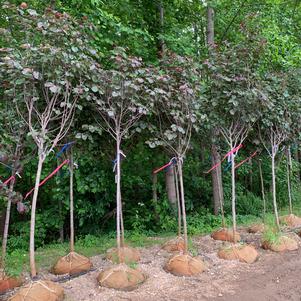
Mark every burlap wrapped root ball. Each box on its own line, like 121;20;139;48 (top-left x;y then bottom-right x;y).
97;264;145;291
162;237;185;252
164;254;205;276
218;244;258;263
262;235;298;252
280;214;301;227
106;247;140;264
0;275;22;293
52;252;92;275
211;228;240;242
9;280;64;301
248;223;265;233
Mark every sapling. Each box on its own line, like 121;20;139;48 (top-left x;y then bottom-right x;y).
93;48;153;264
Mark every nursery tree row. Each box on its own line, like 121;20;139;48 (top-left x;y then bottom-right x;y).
0;0;301;252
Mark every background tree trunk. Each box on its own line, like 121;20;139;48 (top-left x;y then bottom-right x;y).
178;160;188;254
174;165;182;237
29;154;44;278
165;165;177;211
211;145;224;216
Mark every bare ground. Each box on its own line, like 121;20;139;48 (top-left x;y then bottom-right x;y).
3;227;301;301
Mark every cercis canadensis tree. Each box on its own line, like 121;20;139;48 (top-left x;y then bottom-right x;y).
92;48;154;263
147;53;202;254
203;39;264;243
259;72;301;230
0;4;97;277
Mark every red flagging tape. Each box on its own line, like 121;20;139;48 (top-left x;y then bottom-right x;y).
24;159;69;200
204;144;243;174
3;175;15;186
235;151;257;169
153;162;172;174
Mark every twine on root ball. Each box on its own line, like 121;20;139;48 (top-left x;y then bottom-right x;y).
164;254;205;277
97;264;145;291
52;252;92;275
8;280;64;301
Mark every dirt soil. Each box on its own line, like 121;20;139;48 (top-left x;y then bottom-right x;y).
3;227;301;301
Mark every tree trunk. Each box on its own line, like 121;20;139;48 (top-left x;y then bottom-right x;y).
69;149;75;253
152;173;158;203
177;159;188;254
230;151;237;244
174;165;182;237
258;160;266;221
158;0;165;58
211;145;224;216
271;152;280;230
287;147;293;215
29;154;44;278
116;137;122;263
165;165;177;211
206;6;214;47
1;175;15;267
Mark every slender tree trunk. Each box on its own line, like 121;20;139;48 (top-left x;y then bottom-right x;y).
30;154;44;278
69;149;74;253
1;175;15;267
271;152;280;230
177;159;188;254
230;150;237;244
287;147;293;215
258;160;266;222
116;136;122;263
174;165;182;237
165;165;177;211
120;200;125;247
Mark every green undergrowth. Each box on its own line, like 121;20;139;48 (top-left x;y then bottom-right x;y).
2;212;262;277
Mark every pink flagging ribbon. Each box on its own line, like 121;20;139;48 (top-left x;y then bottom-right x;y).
235;151;257;169
153;157;177;174
3;175;15;186
204;144;243;174
24;159;69;200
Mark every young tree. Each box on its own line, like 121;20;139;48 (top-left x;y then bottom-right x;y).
92;47;154;264
0;4;96;279
147;53;205;276
259;73;296;230
203;38;264;243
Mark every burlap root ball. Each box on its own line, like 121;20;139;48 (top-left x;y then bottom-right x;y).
280;214;301;227
218;244;259;264
97;264;145;291
0;276;22;293
248;223;265;233
211;228;241;242
106;247;140;264
9;280;64;301
52;252;92;275
162;237;185;252
164;254;205;276
262;235;298;252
